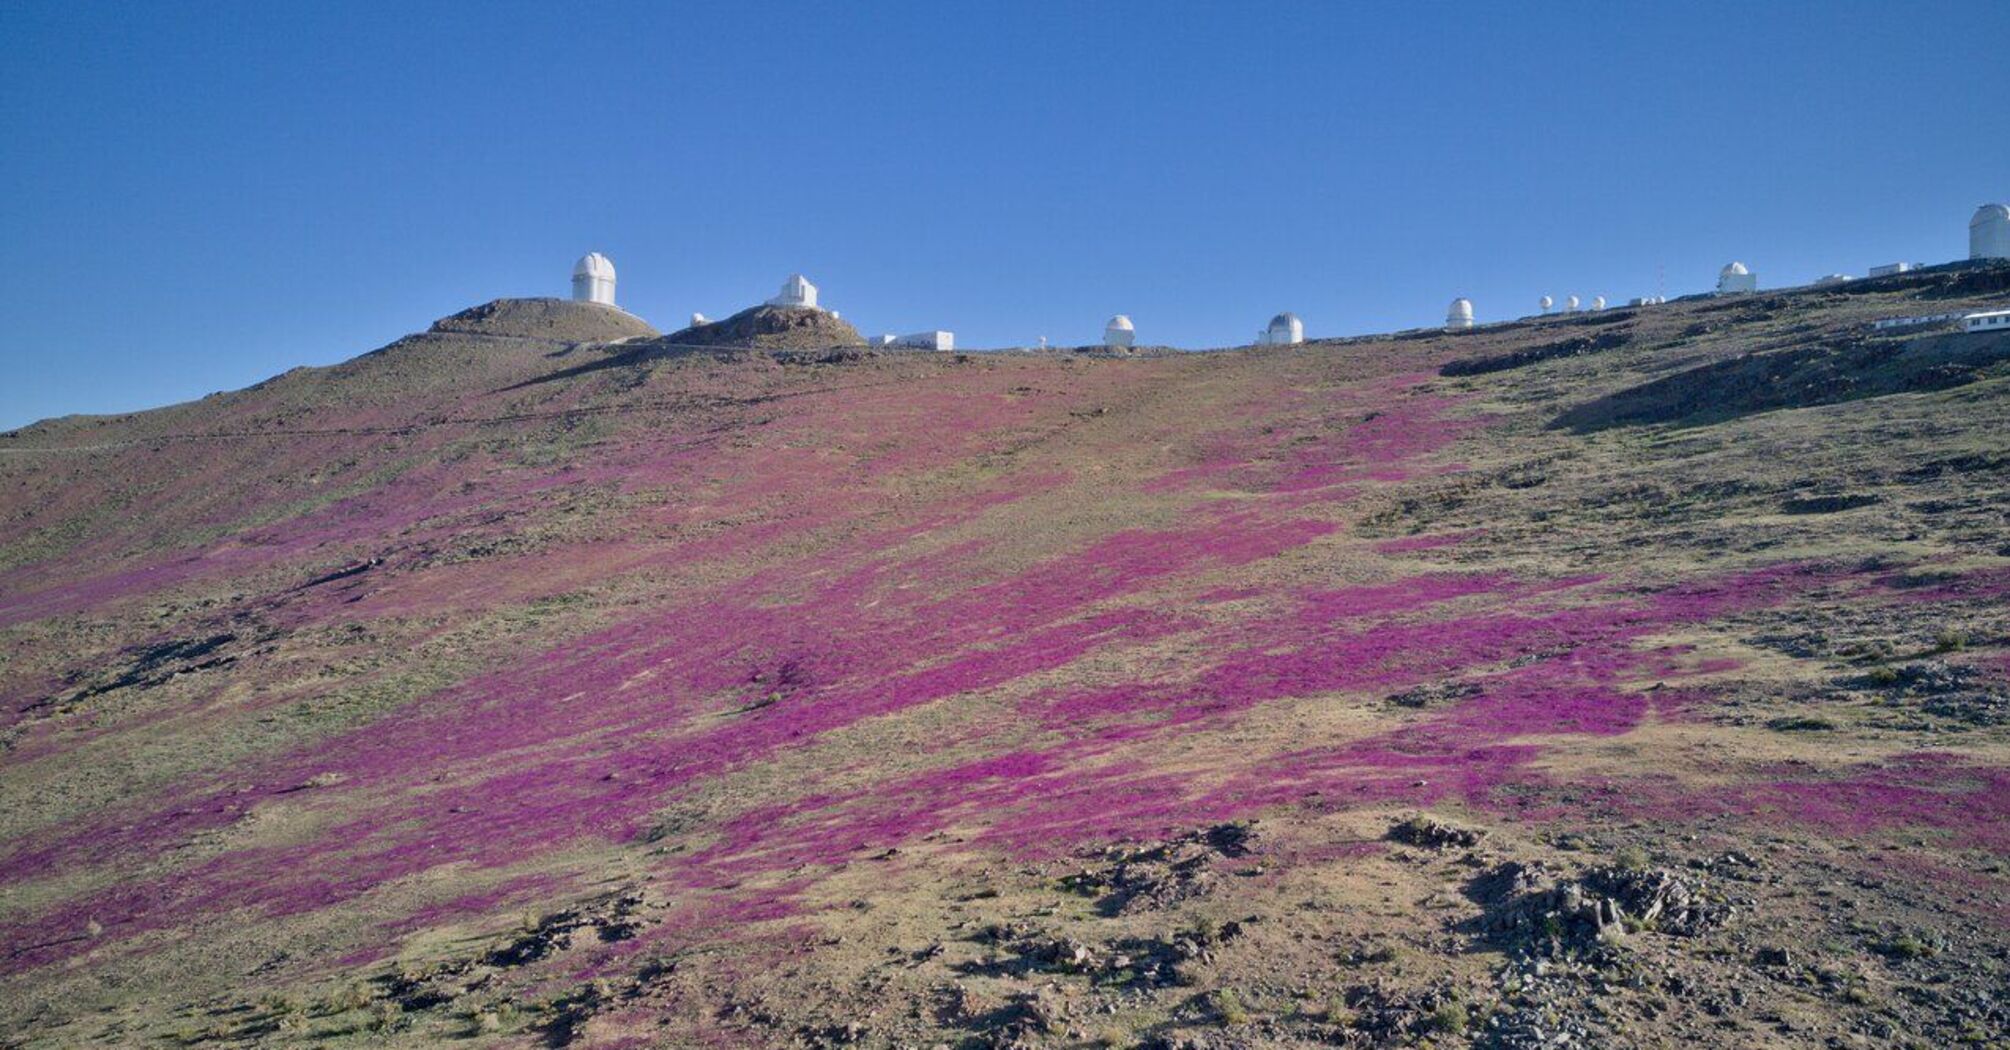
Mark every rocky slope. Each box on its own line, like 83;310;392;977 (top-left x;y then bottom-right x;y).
1;269;2007;1049
660;304;865;351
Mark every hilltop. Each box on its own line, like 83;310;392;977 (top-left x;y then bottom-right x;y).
1;271;2008;1049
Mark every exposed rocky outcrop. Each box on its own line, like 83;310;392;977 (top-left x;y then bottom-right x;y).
660;304;864;351
428;297;659;343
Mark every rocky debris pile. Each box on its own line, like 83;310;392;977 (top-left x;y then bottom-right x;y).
1469;861;1728;955
1386;681;1480;709
966;917;1247;989
1059;823;1258;916
483;889;652;967
661;304;864;351
1851;660;2009;726
429;298;659;343
1387;815;1486;849
1441;326;1634;378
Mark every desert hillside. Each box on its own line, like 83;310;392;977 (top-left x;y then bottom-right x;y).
2;273;2008;1049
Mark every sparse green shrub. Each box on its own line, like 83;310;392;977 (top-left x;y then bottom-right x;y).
1879;933;1935;960
1429;1000;1470;1034
366;1001;401;1032
1934;628;1969;652
1361;943;1403;965
1613;845;1651;871
1095;1023;1133;1047
1866;666;1901;686
1213;988;1250;1026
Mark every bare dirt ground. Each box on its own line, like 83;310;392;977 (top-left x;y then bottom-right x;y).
1;273;2007;1049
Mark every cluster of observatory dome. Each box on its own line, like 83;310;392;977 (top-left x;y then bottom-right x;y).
560;203;2010;350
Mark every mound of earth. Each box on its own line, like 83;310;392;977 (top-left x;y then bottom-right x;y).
659;304;864;350
428;297;659;343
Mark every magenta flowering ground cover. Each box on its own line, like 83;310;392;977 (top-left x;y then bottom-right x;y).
2;286;2009;1047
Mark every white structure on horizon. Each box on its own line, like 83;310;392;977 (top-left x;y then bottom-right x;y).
1591;295;1607;311
1539;295;1554;314
1814;274;1853;287
768;273;820;310
1565;295;1581;313
571;252;616;306
1718;262;1758;294
897;330;955;351
1971;204;2010;260
691;312;709;326
1104;315;1136;350
1870;262;1920;277
1258;312;1304;345
1446;298;1474;329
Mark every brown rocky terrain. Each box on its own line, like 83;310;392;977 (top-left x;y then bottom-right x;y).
0;264;2006;1049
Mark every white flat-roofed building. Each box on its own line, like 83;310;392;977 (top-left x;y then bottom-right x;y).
1964;309;2010;333
1870;312;1965;331
1869;262;1920;277
767;273;819;310
896;330;954;351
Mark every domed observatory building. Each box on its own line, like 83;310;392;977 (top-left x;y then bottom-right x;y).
1718;262;1758;293
1259;312;1304;345
572;252;617;306
1972;204;2010;261
768;273;820;310
1446;298;1474;329
1539;295;1554;315
1104;315;1136;350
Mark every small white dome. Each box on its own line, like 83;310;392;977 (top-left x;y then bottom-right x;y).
573;252;615;279
1721;261;1749;277
1107;314;1134;331
1973;203;2010;227
1269;312;1299;328
1539;295;1554;310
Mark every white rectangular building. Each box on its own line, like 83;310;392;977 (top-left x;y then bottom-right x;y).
1869;262;1920;277
896;330;954;351
1964;309;2010;333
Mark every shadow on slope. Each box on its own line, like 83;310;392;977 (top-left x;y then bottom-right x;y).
1551;330;2010;433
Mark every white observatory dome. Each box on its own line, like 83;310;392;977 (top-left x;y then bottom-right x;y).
571;252;617;306
1565;295;1581;312
1262;312;1304;345
1718;260;1758;293
1447;298;1474;329
1972;203;2010;261
1104;314;1136;350
1591;295;1606;311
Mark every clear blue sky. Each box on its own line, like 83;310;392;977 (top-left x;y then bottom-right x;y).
3;1;2008;428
